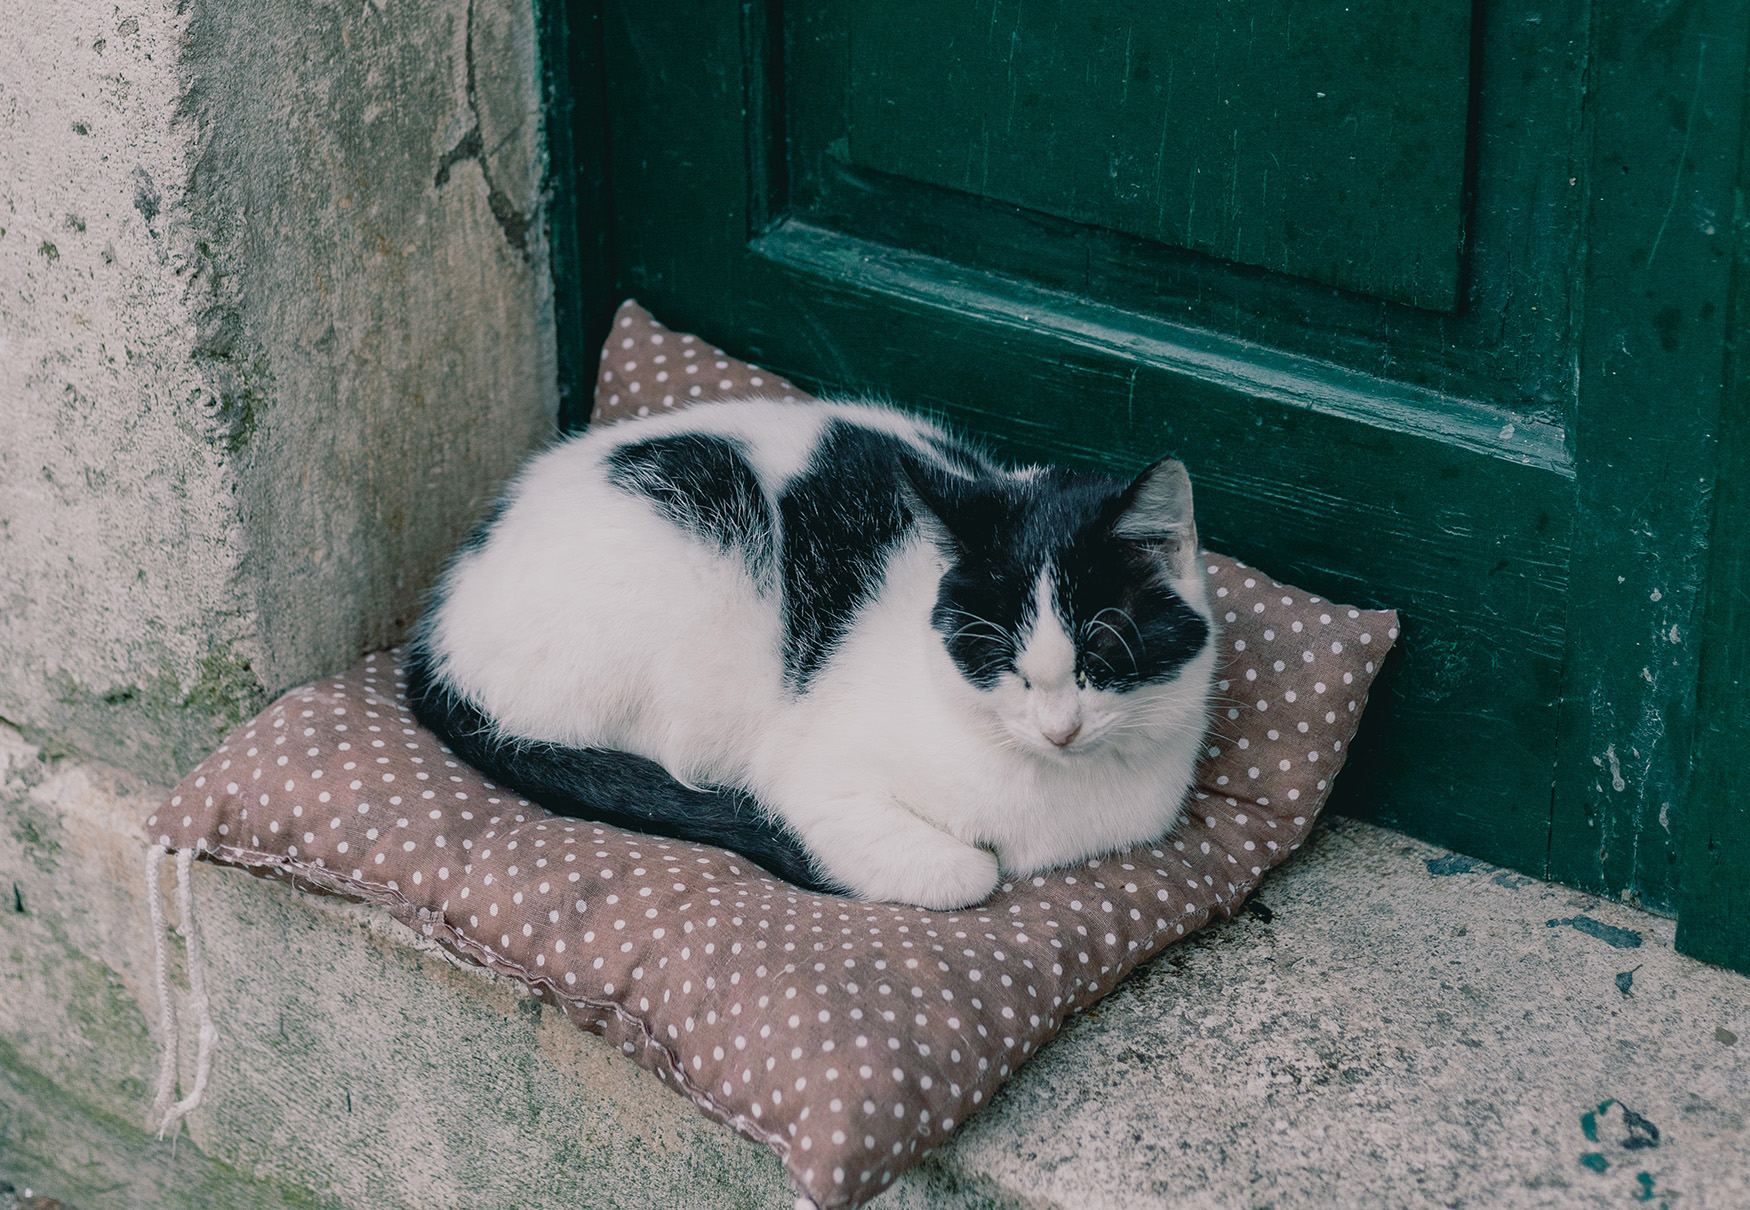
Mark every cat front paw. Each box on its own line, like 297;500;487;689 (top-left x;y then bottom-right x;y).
849;837;1001;911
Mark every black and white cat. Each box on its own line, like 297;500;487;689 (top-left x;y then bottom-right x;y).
405;400;1216;910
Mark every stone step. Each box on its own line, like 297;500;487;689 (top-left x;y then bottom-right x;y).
3;728;1746;1209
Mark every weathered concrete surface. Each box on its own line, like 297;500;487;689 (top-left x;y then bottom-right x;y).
883;821;1750;1210
4;729;1745;1210
0;0;556;783
181;0;556;703
0;728;793;1210
0;0;251;777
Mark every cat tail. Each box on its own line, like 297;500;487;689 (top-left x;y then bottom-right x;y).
401;641;843;895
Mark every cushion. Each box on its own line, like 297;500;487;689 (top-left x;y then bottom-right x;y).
148;300;1399;1209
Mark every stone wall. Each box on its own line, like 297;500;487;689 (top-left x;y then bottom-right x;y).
0;0;557;784
1;0;569;1200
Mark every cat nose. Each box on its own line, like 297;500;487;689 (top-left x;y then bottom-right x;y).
1043;723;1082;748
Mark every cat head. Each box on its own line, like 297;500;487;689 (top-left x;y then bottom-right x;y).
908;455;1214;758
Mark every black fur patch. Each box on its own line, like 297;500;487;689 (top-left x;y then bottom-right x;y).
777;422;920;688
1058;534;1210;690
403;637;840;893
606;433;773;577
929;569;1029;689
917;465;1209;691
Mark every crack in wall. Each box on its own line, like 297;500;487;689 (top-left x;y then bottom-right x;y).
433;0;532;259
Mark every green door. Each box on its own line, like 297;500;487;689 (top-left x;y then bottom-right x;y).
543;0;1750;970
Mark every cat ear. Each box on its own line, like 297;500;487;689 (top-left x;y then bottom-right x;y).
1113;456;1200;577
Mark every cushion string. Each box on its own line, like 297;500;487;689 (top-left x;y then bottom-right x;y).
145;844;178;1126
146;844;220;1139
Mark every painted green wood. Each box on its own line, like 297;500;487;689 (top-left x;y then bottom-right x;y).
745;226;1571;861
835;0;1472;309
539;0;616;431
562;0;1749;968
597;0;1572;878
1547;2;1750;920
787;1;1588;416
1676;175;1750;970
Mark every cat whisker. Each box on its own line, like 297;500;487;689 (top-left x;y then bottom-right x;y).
946;622;1011;645
1203;694;1254;709
938;606;1007;633
1085;651;1120;676
1083;618;1140;674
1090;605;1142;639
1086;609;1144;671
1105;715;1199;735
945;617;1007;633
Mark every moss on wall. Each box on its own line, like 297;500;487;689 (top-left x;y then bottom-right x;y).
23;647;266;787
0;1037;346;1210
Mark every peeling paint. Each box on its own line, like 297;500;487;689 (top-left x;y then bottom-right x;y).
1546;915;1643;949
1604;744;1627;792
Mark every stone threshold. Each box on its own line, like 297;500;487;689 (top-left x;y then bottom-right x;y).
3;728;1746;1209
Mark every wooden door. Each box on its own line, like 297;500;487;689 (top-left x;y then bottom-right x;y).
542;0;1750;968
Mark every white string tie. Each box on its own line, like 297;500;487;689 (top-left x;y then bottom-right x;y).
146;845;220;1139
146;844;178;1125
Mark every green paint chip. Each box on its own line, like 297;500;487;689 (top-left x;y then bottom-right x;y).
1579;1152;1610;1173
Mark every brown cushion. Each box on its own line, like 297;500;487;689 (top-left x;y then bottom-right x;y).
150;300;1399;1208
592;305;806;425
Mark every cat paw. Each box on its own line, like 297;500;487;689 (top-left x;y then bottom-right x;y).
848;837;1001;910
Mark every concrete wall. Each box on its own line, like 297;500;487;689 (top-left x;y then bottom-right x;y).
2;0;563;1194
0;0;557;784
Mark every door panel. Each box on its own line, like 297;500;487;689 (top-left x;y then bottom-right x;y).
785;1;1587;413
575;0;1750;963
839;0;1473;309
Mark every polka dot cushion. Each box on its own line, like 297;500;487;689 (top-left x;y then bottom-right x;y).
592;300;806;425
149;300;1399;1209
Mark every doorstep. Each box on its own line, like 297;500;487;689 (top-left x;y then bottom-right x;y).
2;728;1745;1209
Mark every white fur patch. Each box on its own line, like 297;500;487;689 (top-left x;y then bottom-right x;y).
427;400;1215;907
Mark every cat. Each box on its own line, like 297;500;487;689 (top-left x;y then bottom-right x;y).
404;399;1216;910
